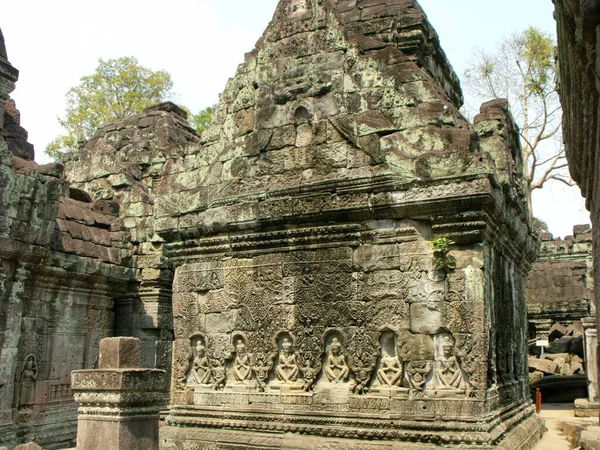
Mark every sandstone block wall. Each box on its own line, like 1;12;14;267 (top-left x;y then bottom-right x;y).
66;101;201;371
64;0;544;445
554;0;600;420
154;0;540;447
527;225;593;331
525;225;592;389
0;0;554;448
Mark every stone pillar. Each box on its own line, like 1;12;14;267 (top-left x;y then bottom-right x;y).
71;337;166;450
575;317;599;417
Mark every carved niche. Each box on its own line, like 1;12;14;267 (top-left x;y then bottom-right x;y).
186;335;212;387
371;330;406;395
323;334;350;384
231;335;253;384
18;354;38;411
426;332;471;397
272;333;302;389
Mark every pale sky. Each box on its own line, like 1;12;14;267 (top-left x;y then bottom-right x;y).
1;0;590;237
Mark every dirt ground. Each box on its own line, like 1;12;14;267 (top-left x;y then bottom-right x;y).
533;403;598;449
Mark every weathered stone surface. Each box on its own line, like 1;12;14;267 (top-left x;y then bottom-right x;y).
528;357;558;375
99;337;141;369
555;0;600;420
551;336;573;354
567;321;585;337
526;224;594;397
72;338;166;450
529;370;544;384
2;99;34;160
153;0;539;448
0;0;546;447
575;398;600;418
549;323;567;341
14;443;43;450
0;28;134;449
580;426;600;450
0;28;7;62
572;335;585;357
526;227;593;326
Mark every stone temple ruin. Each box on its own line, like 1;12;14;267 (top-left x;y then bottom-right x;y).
525;226;596;411
0;0;549;448
554;0;600;427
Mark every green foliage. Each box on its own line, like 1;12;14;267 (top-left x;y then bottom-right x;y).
431;237;456;272
464;27;556;106
189;105;215;133
519;28;554;95
46;56;174;162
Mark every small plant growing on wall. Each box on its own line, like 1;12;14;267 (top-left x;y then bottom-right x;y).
431;237;456;272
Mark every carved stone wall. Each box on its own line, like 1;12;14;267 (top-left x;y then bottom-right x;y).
525;226;593;405
554;0;600;421
0;30;133;449
0;0;550;448
526;225;593;335
151;0;540;447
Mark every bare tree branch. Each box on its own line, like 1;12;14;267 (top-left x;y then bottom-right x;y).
462;27;569;212
547;174;575;187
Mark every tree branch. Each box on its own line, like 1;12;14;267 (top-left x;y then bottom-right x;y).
547;174;575;187
530;151;569;190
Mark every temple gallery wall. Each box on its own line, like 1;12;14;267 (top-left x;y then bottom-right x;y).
7;0;597;448
554;0;600;427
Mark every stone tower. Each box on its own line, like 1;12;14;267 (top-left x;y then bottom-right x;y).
3;0;543;448
148;0;541;448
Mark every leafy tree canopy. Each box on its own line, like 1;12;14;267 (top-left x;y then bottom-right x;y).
189;105;214;134
46;56;174;162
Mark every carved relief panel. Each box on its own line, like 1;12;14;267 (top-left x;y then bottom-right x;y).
170;228;492;406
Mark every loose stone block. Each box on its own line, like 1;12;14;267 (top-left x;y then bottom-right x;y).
98;337;141;369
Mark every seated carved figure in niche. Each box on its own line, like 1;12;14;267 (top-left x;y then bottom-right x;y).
429;333;469;392
376;348;404;388
19;354;38;409
275;338;299;384
233;340;253;383
187;340;212;386
325;338;349;383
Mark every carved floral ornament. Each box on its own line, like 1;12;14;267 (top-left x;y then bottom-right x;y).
180;328;473;397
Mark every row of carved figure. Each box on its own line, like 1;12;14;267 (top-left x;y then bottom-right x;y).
183;332;471;395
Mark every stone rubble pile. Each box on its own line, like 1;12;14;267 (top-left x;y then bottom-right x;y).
529;321;585;383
